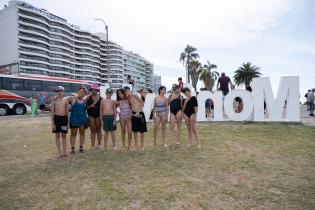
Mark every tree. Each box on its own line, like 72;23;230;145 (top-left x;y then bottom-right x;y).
199;60;219;91
189;60;202;92
179;45;199;83
234;62;262;87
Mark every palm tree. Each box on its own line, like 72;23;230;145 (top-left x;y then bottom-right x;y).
179;45;199;83
189;60;202;92
234;62;262;87
199;60;219;91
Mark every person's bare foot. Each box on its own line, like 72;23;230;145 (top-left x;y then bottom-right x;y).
163;144;168;148
197;145;202;149
176;141;180;145
141;146;145;151
186;144;192;147
56;155;63;159
113;147;118;150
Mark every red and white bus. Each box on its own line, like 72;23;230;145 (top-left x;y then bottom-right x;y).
0;74;91;116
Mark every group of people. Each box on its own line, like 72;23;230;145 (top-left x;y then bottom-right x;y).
305;89;315;116
50;83;200;158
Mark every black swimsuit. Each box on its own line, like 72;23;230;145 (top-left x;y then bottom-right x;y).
86;96;102;119
183;96;198;118
170;95;182;115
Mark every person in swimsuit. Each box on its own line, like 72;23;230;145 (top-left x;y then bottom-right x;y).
68;87;88;154
152;86;169;147
182;87;201;148
100;88;117;150
169;84;183;145
50;86;69;158
86;83;102;148
124;86;146;151
116;89;132;149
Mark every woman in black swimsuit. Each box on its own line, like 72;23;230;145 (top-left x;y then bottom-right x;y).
86;84;102;147
169;84;183;145
182;87;201;148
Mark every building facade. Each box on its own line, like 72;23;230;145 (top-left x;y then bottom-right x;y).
0;0;155;90
123;51;153;92
152;74;161;93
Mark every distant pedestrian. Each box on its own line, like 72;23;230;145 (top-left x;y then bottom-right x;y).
307;89;315;116
217;72;233;96
38;93;46;113
31;95;38;117
305;90;311;111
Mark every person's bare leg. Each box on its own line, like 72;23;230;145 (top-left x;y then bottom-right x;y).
120;120;126;147
153;116;161;146
55;133;62;156
110;131;116;149
161;115;167;147
89;117;96;147
79;126;85;152
127;119;132;150
70;128;78;153
169;114;175;145
133;132;138;149
95;118;102;146
140;133;144;150
184;115;192;146
191;115;200;148
104;131;109;149
176;111;182;145
61;133;67;155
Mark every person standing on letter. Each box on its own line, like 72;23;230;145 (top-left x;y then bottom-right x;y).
123;86;147;150
182;87;201;148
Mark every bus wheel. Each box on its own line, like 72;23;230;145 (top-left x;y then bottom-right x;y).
13;104;26;115
0;105;9;116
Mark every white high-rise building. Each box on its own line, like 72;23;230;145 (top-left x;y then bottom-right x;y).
123;51;153;92
0;0;155;90
152;74;161;93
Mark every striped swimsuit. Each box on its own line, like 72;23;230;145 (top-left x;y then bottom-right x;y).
119;99;132;119
155;99;167;118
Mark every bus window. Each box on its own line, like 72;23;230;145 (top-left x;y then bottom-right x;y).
43;81;58;92
3;78;24;90
58;83;71;92
0;77;2;89
71;83;81;92
24;80;43;91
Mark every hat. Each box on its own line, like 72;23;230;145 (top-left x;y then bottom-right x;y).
55;86;64;92
90;83;99;91
172;84;179;90
106;88;113;93
123;86;131;91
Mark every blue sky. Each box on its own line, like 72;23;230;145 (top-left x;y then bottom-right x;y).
1;0;314;97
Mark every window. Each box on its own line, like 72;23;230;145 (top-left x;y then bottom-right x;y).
3;78;24;90
24;80;43;91
43;81;58;92
58;83;71;92
0;78;2;89
71;83;82;92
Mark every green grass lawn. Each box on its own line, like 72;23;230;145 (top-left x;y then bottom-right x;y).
0;117;314;209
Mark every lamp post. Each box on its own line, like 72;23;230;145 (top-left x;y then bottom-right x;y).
94;18;110;86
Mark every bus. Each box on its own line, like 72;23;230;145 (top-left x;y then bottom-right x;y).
0;74;91;116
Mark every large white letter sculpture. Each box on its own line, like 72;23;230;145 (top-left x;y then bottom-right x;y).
252;76;300;122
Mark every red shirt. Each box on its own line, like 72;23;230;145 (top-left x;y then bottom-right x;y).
178;81;183;92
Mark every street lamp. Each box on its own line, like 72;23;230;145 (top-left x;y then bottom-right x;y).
94;18;110;86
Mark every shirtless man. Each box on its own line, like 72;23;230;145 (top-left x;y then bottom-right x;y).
123;86;147;150
51;86;69;158
100;88;117;150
